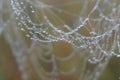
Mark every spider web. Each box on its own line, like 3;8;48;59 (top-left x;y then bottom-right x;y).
0;0;120;80
11;0;120;57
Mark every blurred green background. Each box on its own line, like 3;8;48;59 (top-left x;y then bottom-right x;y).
0;0;120;80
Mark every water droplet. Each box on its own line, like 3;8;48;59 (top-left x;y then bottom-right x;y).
31;10;35;13
21;28;25;31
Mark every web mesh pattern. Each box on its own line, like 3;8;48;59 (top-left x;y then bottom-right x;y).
11;0;120;61
0;0;120;80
